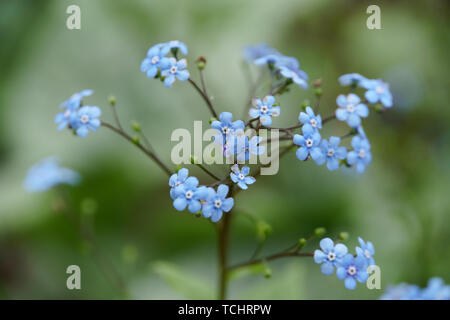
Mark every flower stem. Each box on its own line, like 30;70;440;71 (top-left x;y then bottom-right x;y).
101;121;173;176
188;78;218;118
217;208;232;300
195;163;222;181
228;251;313;271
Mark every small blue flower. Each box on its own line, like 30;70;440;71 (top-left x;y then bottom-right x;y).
314;238;348;276
24;157;80;192
316;136;347;171
336;254;369;290
338;73;367;86
164;40;188;55
279;65;308;89
72;106;102;138
243;43;279;62
293;124;322;162
226;135;265;162
141;43;171;78
356;237;375;267
249;95;280;126
347;136;372;173
55;90;93;130
211;112;245;145
202;184;234;222
299;106;322;132
421;278;450;300
172;177;208;213
253;54;283;66
169;168;189;199
380;284;422;300
336;93;369;128
230;164;255;190
160;58;190;88
361;78;393;108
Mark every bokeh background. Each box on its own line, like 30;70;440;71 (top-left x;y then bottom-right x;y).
0;0;449;299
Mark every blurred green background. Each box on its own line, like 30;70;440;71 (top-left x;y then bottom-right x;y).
0;0;449;299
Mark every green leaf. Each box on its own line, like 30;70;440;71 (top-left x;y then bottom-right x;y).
152;261;214;299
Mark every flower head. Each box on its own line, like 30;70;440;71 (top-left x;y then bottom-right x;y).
160;58;190;88
141;43;171;78
279;65;308;89
380;284;422;300
361;78;393;108
338;73;367;86
336;93;369;128
299;107;322;132
169;168;189;199
24;157;80;192
211;112;245;145
172;177;208;213
336;254;369;290
243;43;279;62
164;40;188;55
314;238;348;275
249;95;280;126
55;90;93;130
293;124;322;162
347;136;372;173
226;135;265;162
356;237;375;267
202;184;234;222
72;106;102;138
316;136;347;171
421;278;450;300
230;165;255;190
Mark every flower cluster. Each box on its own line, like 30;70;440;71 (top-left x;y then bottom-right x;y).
380;278;450;300
54;90;102;138
248;95;280;126
244;43;309;89
24;157;80;192
314;237;376;290
169;168;234;222
141;40;190;88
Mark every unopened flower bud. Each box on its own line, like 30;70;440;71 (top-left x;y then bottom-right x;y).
339;232;349;241
108;95;116;106
131;121;141;132
314;227;326;237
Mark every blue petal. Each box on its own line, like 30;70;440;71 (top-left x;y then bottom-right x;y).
319;238;334;252
217;184;229;198
173;197;187;211
321;262;335;276
211;210;223;223
314;250;326;263
188;200;201;213
219;112;233;123
244;176;255;185
296;147;308;161
221;198;234;212
345;277;357;290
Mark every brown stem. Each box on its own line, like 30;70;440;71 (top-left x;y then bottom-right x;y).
195;163;222;181
228;251;313;271
218;208;232;300
101;121;173;176
188;78;218;118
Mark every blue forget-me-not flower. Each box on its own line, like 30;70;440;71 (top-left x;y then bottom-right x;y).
336;254;369;290
249;95;280;126
361;78;393;108
172;177;208;213
299;106;322;132
72;106;102;138
347;136;372;173
338;73;367;87
211;112;245;145
316;136;347;171
356;237;375;267
202;184;234;222
336;93;369;128
314;238;348;276
230;164;256;190
293;124;322;162
161;58;190;88
55;90;93;131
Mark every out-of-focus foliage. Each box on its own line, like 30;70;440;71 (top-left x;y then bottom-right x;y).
0;0;449;299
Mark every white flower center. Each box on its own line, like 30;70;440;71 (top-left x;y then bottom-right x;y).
347;104;355;113
327;252;336;261
376;85;384;94
260;105;269;114
310;119;317;127
214;199;222;208
151;56;159;64
222;126;230;134
306;139;313;148
80;115;90;124
365;249;371;259
238;173;245;180
64;110;71;118
170;66;178;74
327;149;335;157
347;266;357;276
359;149;366;158
185;190;193;199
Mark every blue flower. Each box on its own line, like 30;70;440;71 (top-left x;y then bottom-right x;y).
338;73;367;86
316;136;347;171
72;106;102;138
226;135;265;162
230;164;256;190
356;237;375;267
299;106;322;132
24;157;80;192
165;40;188;55
172;177;208;213
336;93;369;128
380;278;450;300
202;184;234;222
314;238;348;276
243;43;279;62
160;58;190;88
169;168;189;199
361;78;393;108
55;90;93;130
211;112;245;145
380;284;421;300
253;54;283;66
141;43;171;78
347;136;372;173
249;95;280;126
279;65;308;89
336;254;369;290
421;278;450;300
293;124;322;162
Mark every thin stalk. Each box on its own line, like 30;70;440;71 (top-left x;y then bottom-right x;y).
195;163;221;181
188;78;218;118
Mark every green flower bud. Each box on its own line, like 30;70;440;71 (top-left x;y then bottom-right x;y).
264;266;272;279
339;232;349;241
301;100;310;110
314;88;323;97
256;221;272;241
313;78;323;87
131;121;141;132
108;95;116;106
132;136;140;145
298;238;307;248
314;227;326;237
